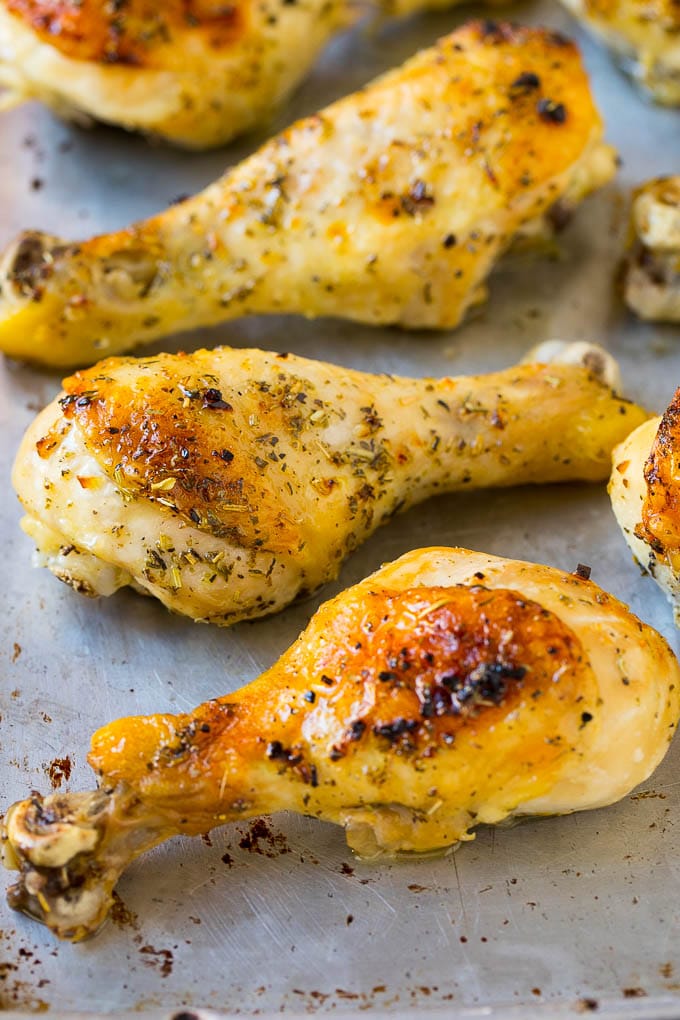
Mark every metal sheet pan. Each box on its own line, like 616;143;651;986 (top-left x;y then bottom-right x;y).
1;2;680;1016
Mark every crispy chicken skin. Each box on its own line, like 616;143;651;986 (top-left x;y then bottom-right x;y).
0;22;617;368
559;0;680;104
0;0;353;148
610;392;680;622
3;546;679;941
0;0;513;146
13;341;647;626
624;177;680;322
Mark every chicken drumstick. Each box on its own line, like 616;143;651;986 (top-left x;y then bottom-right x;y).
14;341;647;625
0;22;616;367
3;546;679;941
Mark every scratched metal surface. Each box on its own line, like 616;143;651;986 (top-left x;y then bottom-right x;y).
1;2;680;1017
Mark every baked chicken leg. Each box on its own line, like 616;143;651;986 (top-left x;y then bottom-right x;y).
3;546;679;941
623;177;680;322
558;0;680;105
610;391;680;622
0;21;617;368
14;340;647;626
0;0;355;148
0;0;509;147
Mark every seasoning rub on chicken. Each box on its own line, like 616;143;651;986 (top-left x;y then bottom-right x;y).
610;389;680;622
3;546;679;941
0;21;617;368
558;0;680;105
0;0;511;147
0;0;355;148
13;340;647;626
623;177;680;323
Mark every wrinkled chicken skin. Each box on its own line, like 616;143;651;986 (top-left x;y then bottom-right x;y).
3;546;679;941
13;341;647;626
0;0;353;148
610;392;680;621
624;177;680;322
0;22;617;368
559;0;680;104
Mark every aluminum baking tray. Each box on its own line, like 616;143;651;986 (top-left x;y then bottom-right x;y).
1;2;680;1017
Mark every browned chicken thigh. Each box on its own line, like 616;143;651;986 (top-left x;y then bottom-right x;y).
0;22;617;367
3;547;679;941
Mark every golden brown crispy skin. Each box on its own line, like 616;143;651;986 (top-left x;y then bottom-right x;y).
13;344;648;625
89;585;586;805
60;354;306;553
5;0;244;66
636;389;680;555
3;547;679;941
0;22;616;366
0;0;350;146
